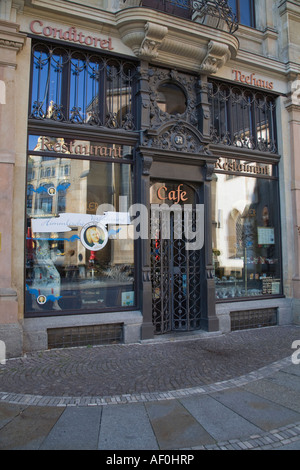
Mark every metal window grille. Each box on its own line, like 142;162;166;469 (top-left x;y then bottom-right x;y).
208;80;277;153
230;308;278;331
30;42;137;131
47;324;124;349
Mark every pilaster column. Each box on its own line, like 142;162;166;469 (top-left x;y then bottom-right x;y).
286;83;300;323
138;151;154;340
201;170;219;332
0;19;26;356
196;76;211;141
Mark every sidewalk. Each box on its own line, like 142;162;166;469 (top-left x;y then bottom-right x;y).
0;325;300;450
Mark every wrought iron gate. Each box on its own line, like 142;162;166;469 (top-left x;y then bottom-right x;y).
150;194;203;334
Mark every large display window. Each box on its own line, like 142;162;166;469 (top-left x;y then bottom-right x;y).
212;159;282;300
25;135;135;315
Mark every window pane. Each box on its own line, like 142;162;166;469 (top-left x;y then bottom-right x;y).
209;81;277;153
26;139;135;314
228;0;237;16
240;0;254;27
211;168;282;300
30;43;137;130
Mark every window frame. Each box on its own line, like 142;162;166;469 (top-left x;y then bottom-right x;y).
25;134;138;318
230;0;256;28
212;161;283;303
208;79;278;154
28;39;139;133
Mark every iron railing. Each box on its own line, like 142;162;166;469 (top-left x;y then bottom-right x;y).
122;0;239;34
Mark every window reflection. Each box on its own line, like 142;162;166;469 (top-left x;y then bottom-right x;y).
211;169;282;300
228;0;255;28
26;139;135;314
30;43;137;131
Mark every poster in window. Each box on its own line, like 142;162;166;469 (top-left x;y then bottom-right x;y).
257;227;275;245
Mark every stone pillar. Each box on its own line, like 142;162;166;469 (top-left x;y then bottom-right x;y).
201;166;219;332
196;77;211;141
279;1;300;323
135;61;154;339
0;19;26;357
286;89;300;323
138;151;154;340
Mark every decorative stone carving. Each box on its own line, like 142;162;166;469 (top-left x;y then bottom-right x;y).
137;22;168;60
291;78;300;106
205;162;215;181
116;10;239;74
148;67;198;129
142;120;210;155
200;40;231;74
142;155;153;175
0;20;26;67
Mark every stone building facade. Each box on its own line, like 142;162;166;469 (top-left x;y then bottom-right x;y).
0;0;299;357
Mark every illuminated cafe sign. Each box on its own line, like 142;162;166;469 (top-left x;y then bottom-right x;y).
30;20;114;51
215;158;271;176
39;137;123;158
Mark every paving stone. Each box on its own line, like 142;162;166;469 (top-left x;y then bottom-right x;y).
40;406;102;450
243;378;300;413
180;395;261;442
211;388;300;432
98;403;159;450
0;405;64;450
0;403;25;430
272;439;300;450
145;399;216;449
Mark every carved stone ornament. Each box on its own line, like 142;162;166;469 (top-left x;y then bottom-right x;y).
205;162;215;181
142;121;210;155
148;67;198;129
142;155;153;175
116;11;238;74
200;40;231;74
291;78;300;107
0;20;26;66
137;22;168;60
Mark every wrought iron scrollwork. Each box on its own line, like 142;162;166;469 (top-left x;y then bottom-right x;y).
208;80;278;154
151;206;202;334
123;0;238;34
29;42;137;131
193;0;239;34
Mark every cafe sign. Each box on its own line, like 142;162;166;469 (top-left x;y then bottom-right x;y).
157;184;188;205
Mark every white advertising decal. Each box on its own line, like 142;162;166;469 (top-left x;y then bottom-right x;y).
31;212;131;233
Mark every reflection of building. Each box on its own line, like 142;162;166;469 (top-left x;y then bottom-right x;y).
27;137;134;294
212;170;281;301
1;0;300;357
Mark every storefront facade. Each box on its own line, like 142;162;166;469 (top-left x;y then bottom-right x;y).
0;0;299;357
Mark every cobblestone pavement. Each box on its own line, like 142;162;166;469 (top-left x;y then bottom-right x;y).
0;325;300;400
0;325;300;450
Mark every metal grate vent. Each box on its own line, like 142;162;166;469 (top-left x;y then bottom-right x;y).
230;308;278;332
47;324;123;349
